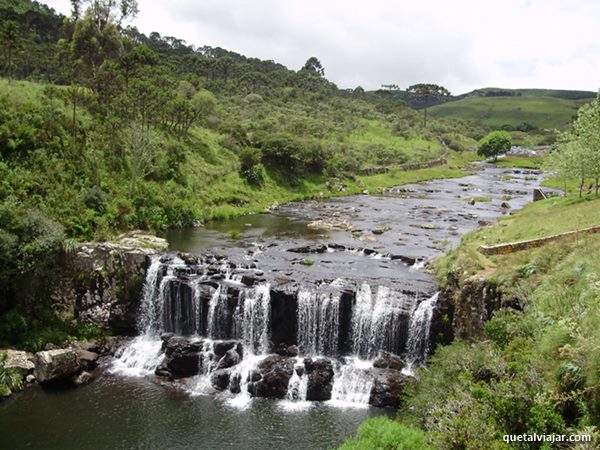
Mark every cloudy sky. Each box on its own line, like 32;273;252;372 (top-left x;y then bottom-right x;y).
43;0;600;94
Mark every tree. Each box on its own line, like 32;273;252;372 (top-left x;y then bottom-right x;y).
0;20;23;83
302;56;325;76
477;131;511;162
406;83;450;127
550;92;600;196
125;121;156;197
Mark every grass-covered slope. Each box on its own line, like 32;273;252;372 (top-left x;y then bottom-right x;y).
429;95;590;131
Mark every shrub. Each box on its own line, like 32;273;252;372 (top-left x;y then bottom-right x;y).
338;417;433;450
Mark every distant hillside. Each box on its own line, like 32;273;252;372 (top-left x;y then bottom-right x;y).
458;87;596;101
429;95;591;131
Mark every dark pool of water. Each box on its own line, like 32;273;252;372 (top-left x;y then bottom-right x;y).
0;373;388;450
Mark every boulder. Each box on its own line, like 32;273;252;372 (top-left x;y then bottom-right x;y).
0;350;35;378
158;335;205;379
216;348;241;369
373;351;405;371
272;344;299;357
369;370;408;408
210;369;231;391
76;349;99;371
304;358;334;401
100;336;131;356
247;355;294;399
72;371;92;386
34;349;82;383
212;340;243;358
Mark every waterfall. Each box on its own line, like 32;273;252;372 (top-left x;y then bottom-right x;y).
329;358;373;408
285;358;308;401
111;253;439;408
297;289;340;357
404;292;439;368
350;284;415;359
238;284;271;355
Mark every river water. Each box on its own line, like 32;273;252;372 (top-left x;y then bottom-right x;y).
0;164;553;450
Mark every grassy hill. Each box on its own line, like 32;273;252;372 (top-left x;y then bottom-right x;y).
429;94;590;131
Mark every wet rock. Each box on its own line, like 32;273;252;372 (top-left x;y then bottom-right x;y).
26;374;36;383
100;336;131;356
247;355;294;399
369;370;408;408
34;349;82;384
0;350;35;378
216;348;241;369
212;340;243;358
76;349;99;371
164;352;201;379
304;358;334;401
272;344;299;357
373;351;405;371
372;226;390;235
163;336;204;357
160;336;205;379
500;202;511;209
211;369;231;391
72;371;92;386
307;219;353;232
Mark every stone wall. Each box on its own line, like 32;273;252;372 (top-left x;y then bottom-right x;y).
478;225;600;256
358;156;447;175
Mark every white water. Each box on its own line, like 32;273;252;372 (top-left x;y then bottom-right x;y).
329;358;373;408
238;284;271;354
404;292;439;367
297;289;340;356
109;335;164;377
350;284;415;359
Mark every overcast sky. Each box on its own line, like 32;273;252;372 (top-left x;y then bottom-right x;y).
43;0;600;94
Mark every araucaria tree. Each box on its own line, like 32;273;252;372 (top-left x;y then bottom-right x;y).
0;20;23;82
406;83;450;127
477;131;511;161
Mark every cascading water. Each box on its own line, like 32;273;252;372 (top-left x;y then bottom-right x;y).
297;289;340;357
404;292;439;370
329;358;373;408
111;254;439;408
350;284;416;359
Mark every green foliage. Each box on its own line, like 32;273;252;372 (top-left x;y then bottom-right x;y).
338;417;433;450
477;131;511;161
0;353;23;396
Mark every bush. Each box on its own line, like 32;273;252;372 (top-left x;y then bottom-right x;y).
338;417;433;450
477;131;511;161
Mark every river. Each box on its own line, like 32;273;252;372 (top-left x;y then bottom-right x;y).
0;163;553;450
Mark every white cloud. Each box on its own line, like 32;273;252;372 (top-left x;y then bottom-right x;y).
42;0;600;94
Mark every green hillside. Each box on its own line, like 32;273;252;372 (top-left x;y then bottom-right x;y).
429;95;590;131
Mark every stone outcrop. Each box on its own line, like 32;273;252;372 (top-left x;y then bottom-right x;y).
434;270;503;341
33;349;82;383
0;350;35;378
50;232;167;334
